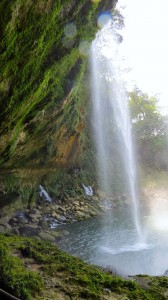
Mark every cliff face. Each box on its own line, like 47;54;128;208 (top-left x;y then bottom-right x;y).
0;0;117;208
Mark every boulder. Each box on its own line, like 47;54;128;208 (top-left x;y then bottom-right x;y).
0;224;8;233
39;231;56;242
28;213;40;222
38;219;49;230
18;225;41;236
8;217;18;226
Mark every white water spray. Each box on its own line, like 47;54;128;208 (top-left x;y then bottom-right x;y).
39;185;52;202
82;183;94;196
90;22;142;239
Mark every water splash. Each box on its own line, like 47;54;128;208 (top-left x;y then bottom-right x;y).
90;22;142;239
101;242;154;255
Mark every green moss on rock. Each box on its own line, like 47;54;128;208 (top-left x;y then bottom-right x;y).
0;0;120;209
0;234;168;300
0;235;43;299
0;0;111;167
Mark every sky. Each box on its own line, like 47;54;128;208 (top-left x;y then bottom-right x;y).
116;0;168;108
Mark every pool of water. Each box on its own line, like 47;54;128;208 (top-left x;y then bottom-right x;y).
55;207;168;276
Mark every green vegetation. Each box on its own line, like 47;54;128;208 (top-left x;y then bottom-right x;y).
0;0;113;204
0;0;103;168
0;233;168;299
0;0;128;202
129;87;168;170
0;234;43;299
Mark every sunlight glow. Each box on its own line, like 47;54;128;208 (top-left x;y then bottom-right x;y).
117;0;168;108
150;198;168;232
97;12;112;28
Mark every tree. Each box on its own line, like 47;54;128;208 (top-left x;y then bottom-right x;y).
129;88;168;169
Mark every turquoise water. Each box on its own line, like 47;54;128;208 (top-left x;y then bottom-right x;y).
55;207;168;276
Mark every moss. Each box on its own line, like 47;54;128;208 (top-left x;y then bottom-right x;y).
0;0;104;167
0;1;117;204
0;234;168;299
0;235;43;299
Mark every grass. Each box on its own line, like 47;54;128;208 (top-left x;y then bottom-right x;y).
0;235;43;299
0;233;168;299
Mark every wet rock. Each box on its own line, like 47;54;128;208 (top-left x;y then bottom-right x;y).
38;219;49;230
15;212;29;224
28;208;41;216
0;224;8;233
51;212;58;218
54;214;64;221
76;210;84;216
58;206;66;213
28;214;40;222
50;231;61;237
28;209;37;214
77;206;88;212
83;214;91;219
43;207;51;214
18;225;41;236
39;231;56;242
8;217;18;226
11;228;19;235
55;236;62;242
50;204;59;210
0;192;106;236
89;211;97;217
61;216;66;223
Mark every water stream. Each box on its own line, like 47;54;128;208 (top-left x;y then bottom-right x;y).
90;21;142;239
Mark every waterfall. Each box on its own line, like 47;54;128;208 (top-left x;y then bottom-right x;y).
39;185;52;202
90;21;142;239
82;184;94;196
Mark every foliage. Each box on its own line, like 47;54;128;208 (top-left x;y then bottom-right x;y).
129;87;168;169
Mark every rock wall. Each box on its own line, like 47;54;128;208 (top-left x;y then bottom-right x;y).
0;0;117;215
0;0;116;169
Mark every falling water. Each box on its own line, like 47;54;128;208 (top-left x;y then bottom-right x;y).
39;185;52;202
90;21;142;239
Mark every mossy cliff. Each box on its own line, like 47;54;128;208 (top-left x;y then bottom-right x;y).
0;3;168;298
0;0;118;208
1;233;168;300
